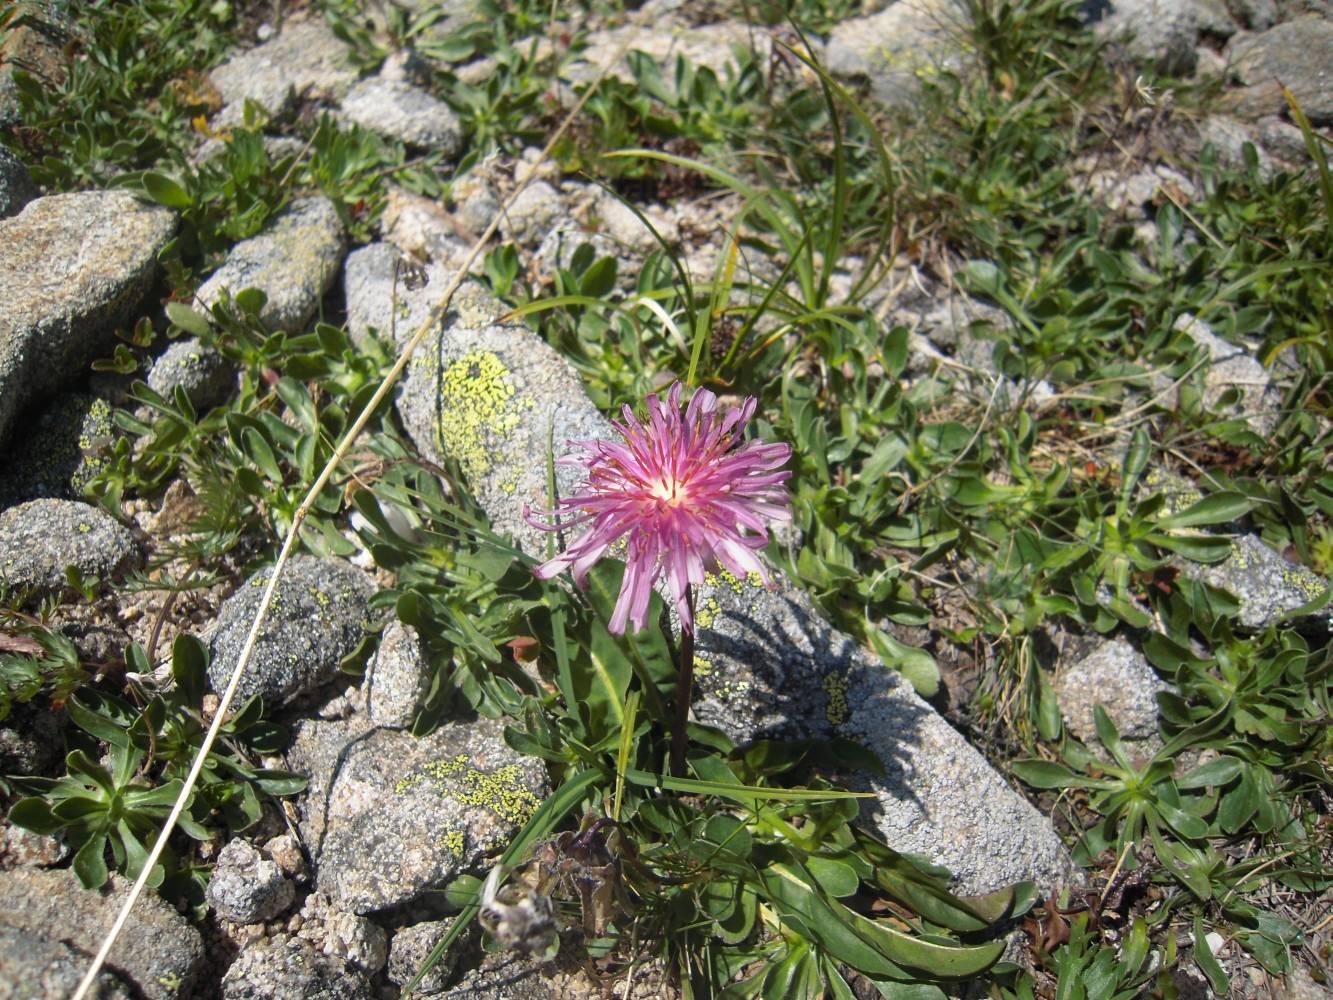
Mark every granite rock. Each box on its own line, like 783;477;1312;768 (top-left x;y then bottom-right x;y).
361;619;431;729
196;197;347;334
342;241;453;347
562;19;772;91
1175;313;1281;437
221;933;373;1000
1088;0;1236;74
1227;17;1333;124
287;714;547;914
340;76;464;156
0;924;133;999
145;337;235;411
209;16;357;124
1052;637;1169;745
0;499;138;595
824;0;972;105
0;867;204;999
0;190;175;448
498;180;564;245
207;554;374;708
207;836;296;924
0;393;115;507
296;892;388;973
387;919;458;994
0;822;68;870
1182;533;1328;629
0;700;63;776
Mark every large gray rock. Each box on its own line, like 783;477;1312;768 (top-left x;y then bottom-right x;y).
1052;637;1168;745
208;16;357;124
287;715;548;914
1089;0;1236;74
0;145;37;218
0;190;175;448
0;499;138;595
0;392;115;507
1227;17;1333;124
207;836;296;924
824;0;971;105
207;554;374;708
0;867;204;999
196;197;346;334
0;924;133;999
340;76;464;156
393;284;1077;895
387;919;458;994
221;933;372;1000
498;180;564;245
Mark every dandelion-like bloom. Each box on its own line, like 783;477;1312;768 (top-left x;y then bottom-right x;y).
525;382;791;635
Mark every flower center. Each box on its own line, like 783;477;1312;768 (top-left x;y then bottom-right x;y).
649;474;687;506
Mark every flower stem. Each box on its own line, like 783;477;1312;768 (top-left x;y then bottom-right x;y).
670;585;695;779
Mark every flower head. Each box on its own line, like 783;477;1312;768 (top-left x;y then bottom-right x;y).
525;382;791;634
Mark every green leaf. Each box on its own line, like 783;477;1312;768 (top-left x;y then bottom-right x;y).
171;633;209;707
165;301;212;337
623;769;870;804
806;856;860;898
1177;756;1243;790
1193;917;1229;994
1009;759;1090;789
140;171;192;208
1119;429;1151;511
866;628;939;698
8;797;61;835
1159;492;1251;529
73;832;111;889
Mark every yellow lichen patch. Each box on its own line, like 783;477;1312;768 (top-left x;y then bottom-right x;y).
693;654;713;677
695;596;722;631
1283;566;1327;602
438;830;465;857
435;350;531;485
398;753;541;827
823;671;849;727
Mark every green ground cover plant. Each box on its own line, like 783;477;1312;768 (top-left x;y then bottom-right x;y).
1;0;1328;996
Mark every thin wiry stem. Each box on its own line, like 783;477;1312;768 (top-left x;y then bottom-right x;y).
670;585;695;779
71;32;636;1000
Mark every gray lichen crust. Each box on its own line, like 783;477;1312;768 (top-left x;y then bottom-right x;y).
0;190;176;449
207;555;374;708
0;499;139;596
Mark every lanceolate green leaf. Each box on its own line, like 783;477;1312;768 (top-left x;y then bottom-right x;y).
623;769;870;804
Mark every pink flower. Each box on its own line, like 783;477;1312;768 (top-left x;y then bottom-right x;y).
525;382;791;635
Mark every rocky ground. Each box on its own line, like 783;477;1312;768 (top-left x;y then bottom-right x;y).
1;0;1330;997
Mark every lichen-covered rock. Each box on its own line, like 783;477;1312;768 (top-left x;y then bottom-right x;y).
0;393;116;507
0;190;175;449
0;145;37;218
1226;17;1333;124
207;837;296;924
1052;637;1169;745
287;714;548;914
207;555;374;708
823;0;971;105
394;280;614;552
0;924;133;999
1182;533;1328;629
0;499;138;595
196;197;347;334
0;868;204;999
340;77;464;155
561;19;772;92
145;337;235;411
362;619;430;728
208;16;357;124
221;933;372;1000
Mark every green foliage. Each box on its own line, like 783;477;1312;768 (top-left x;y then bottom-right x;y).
3;0;242;189
0;624;87;724
8;635;303;898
